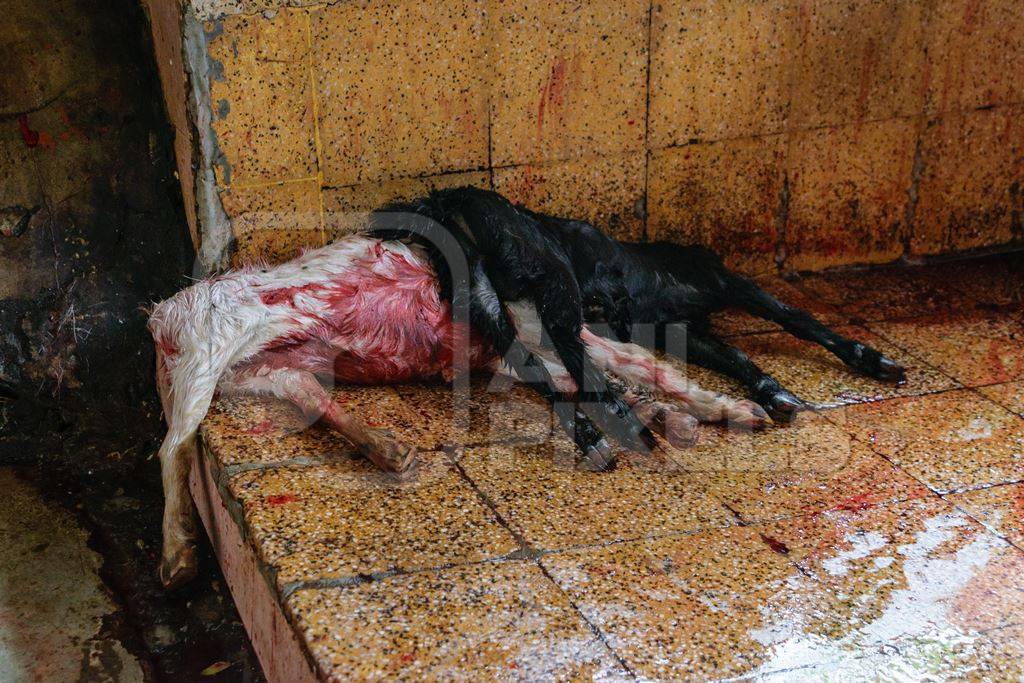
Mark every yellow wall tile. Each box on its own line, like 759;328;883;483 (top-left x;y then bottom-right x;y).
648;137;785;276
490;0;648;167
220;178;322;266
649;0;795;148
924;0;1024;115
785;118;917;271
322;171;491;241
788;0;928;130
313;0;489;186
912;106;1024;255
207;9;317;187
493;153;645;241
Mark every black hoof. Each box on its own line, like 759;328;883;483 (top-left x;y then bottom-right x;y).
765;390;806;421
578;438;616;472
585;395;655;453
874;355;907;383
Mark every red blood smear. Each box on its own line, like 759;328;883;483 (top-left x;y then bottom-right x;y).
18;115;40;147
246;419;275;435
759;532;790;555
265;494;299;506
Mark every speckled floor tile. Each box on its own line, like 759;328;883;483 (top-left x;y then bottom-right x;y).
200;384;440;468
729;325;958;407
947;483;1024;549
764;497;1024;644
977;380;1024;417
945;252;1024;310
541;526;810;680
795;264;992;323
286;562;629;681
201;394;354;468
709;277;847;337
458;439;734;550
844;389;1024;494
544;501;1024;681
700;409;930;524
867;311;1024;387
759;630;1024;683
394;374;557;449
973;623;1024;680
225;454;518;587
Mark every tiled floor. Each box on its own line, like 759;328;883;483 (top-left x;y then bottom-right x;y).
198;251;1024;681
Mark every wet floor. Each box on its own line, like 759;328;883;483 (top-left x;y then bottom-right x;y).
0;468;144;682
199;251;1023;681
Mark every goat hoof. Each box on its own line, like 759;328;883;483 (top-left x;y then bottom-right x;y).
665;411;699;448
362;428;418;475
765;390;805;421
159;544;198;590
578;439;616;472
595;398;655;452
875;355;907;383
728;400;769;430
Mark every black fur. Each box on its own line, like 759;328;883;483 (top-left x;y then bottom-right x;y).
369;187;906;468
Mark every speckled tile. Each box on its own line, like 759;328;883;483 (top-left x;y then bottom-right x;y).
765;497;1024;640
541;525;811;680
458;439;735;550
206;10;317;186
492;152;645;241
947;482;1024;548
977;380;1024;417
286;561;629;681
489;0;648;167
201;393;355;468
795;263;994;323
923;0;1024;115
784;118;916;271
764;643;1024;683
647;135;786;277
200;375;574;471
396;374;558;449
954;251;1024;309
322;171;490;241
974;623;1024;680
868;311;1024;387
787;0;927;130
843;389;1024;493
648;0;795;147
312;0;488;186
711;276;847;337
911;107;1024;255
543;498;1024;680
225;454;518;586
729;325;958;407
220;178;322;266
701;408;930;524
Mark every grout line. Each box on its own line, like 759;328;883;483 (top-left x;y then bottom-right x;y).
858;319;976;389
281;550;540;600
534;559;639;680
963;381;1024;420
639;0;655;242
483;0;495;190
304;9;327;244
219;175;318;192
449;449;536;553
944;496;1024;555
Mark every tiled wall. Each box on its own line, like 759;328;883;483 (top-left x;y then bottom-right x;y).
188;0;1024;273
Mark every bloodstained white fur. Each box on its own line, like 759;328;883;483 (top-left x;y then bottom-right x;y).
149;235;760;587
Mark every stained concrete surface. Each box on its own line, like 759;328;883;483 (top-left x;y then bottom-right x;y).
0;468;144;682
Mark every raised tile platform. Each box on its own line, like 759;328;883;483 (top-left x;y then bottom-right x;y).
193;253;1024;681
